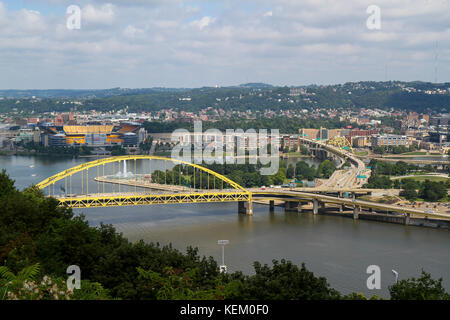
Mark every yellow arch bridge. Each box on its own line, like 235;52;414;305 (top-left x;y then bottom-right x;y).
36;155;253;211
36;156;450;221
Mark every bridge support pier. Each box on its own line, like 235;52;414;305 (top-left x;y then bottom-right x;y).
285;201;301;212
353;206;359;220
404;213;410;225
269;200;275;212
312;199;319;215
238;201;253;215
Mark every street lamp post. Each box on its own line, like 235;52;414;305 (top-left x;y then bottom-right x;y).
218;240;229;273
392;269;399;283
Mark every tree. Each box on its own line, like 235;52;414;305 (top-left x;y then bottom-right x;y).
419;180;447;202
295;161;316;181
399;179;419;201
234;260;340;300
0;169;16;196
0;263;41;299
286;164;295;179
300;145;310;155
364;174;393;189
389;270;449;300
317;160;336;179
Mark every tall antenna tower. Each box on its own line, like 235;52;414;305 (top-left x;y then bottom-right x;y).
434;41;438;84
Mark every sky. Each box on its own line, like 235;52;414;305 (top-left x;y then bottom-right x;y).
0;0;449;89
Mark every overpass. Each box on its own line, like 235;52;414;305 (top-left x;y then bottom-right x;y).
299;137;370;189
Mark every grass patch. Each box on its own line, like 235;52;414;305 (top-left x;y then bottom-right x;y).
355;151;369;156
401;176;449;183
401;151;427;155
284;152;309;156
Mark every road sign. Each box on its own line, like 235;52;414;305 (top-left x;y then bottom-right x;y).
218;240;229;245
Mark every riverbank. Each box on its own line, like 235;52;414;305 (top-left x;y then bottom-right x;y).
0;150;77;158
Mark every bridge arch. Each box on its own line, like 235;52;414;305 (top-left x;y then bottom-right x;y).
36;155;249;193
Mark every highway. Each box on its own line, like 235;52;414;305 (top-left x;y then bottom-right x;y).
298;137;370;189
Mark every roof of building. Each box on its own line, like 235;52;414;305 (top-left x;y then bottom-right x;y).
63;125;114;135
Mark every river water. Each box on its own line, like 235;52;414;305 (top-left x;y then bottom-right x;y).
1;155;449;298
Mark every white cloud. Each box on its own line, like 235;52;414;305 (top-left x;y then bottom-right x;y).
123;25;145;38
190;16;215;30
0;0;449;88
82;3;115;25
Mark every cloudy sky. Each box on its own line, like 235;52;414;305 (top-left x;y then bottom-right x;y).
0;0;449;89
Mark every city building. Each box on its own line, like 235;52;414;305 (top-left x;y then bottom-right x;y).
372;134;413;147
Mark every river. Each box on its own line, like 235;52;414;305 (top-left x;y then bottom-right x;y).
1;155;449;298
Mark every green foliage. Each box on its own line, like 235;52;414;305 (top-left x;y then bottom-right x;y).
233;260;340;300
364;174;393;189
3;82;449;115
399;179;419;201
18;142;91;157
341;292;380;300
300;145;310;155
0;263;41;294
70;280;112;300
144;117;347;134
419;180;447;202
136;266;224;300
0;169;16;196
139;136;153;153
0;169;448;300
389;270;450;300
0;263;71;300
106;145;126;156
286;164;295;179
372;145;415;155
295;161;316;181
369;159;429;176
317;160;336;179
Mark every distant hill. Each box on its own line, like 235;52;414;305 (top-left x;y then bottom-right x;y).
0;87;188;99
0;81;448;114
238;83;274;88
